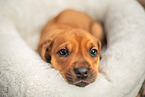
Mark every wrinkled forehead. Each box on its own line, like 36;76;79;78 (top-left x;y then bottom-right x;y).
53;30;99;50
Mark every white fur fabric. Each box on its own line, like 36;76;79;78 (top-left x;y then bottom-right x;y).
0;0;145;97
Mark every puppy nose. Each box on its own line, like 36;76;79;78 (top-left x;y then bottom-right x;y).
74;67;89;79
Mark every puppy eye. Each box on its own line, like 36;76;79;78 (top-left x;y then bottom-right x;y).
89;48;98;57
58;49;69;57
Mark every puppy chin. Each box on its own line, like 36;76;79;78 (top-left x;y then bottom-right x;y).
62;69;98;87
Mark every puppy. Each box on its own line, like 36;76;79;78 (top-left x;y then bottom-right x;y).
37;9;104;87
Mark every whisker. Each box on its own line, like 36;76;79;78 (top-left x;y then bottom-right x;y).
66;70;73;77
88;72;96;79
66;75;74;80
88;77;95;81
65;70;74;83
89;71;96;76
66;77;73;83
66;73;73;77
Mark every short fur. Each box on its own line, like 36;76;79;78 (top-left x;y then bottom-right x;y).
37;9;104;87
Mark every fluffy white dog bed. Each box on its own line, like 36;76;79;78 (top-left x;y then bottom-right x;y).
0;0;145;97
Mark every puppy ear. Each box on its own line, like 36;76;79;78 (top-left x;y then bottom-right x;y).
37;40;54;63
91;22;104;43
97;40;101;53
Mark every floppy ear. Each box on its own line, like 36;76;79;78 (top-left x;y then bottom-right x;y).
97;40;101;53
91;22;104;43
37;40;54;63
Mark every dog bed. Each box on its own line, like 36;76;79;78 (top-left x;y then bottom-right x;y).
0;0;145;97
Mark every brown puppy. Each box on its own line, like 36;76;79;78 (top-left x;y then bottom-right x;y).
37;9;104;87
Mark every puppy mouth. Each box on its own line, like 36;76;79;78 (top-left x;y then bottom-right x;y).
73;80;89;87
69;78;95;87
64;70;97;87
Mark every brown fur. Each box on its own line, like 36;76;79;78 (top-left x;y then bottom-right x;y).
37;9;104;87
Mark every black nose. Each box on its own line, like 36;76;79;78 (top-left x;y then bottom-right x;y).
74;67;89;79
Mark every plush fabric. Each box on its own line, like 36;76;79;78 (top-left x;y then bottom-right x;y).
0;0;145;97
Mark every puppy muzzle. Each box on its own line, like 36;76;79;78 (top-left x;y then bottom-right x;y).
65;66;97;87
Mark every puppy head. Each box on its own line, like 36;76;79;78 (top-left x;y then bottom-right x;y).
38;29;101;87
